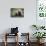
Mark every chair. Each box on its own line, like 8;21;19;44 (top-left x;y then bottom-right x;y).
18;33;30;46
4;33;18;46
4;27;19;46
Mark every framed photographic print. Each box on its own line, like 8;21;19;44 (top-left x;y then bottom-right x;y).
36;0;46;26
37;0;46;18
11;8;24;17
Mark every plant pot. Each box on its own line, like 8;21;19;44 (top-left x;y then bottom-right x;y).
37;39;40;43
37;39;45;44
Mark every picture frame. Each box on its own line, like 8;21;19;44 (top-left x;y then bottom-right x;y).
36;0;46;26
11;8;24;17
37;0;46;18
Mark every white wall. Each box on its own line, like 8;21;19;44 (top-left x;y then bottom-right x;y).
0;0;36;42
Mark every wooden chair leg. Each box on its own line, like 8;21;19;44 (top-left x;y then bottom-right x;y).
4;41;7;46
17;34;18;46
15;33;18;46
4;33;7;46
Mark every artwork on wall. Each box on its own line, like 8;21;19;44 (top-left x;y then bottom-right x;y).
36;0;46;27
11;8;24;17
37;0;46;18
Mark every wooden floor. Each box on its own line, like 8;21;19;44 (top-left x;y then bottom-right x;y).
0;42;46;46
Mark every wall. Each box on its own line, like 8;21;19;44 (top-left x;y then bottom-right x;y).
0;0;36;42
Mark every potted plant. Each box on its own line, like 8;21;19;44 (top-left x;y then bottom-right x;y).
32;25;39;30
32;24;45;30
33;32;46;43
40;26;45;29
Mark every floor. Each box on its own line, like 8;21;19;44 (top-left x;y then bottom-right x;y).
0;42;46;46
